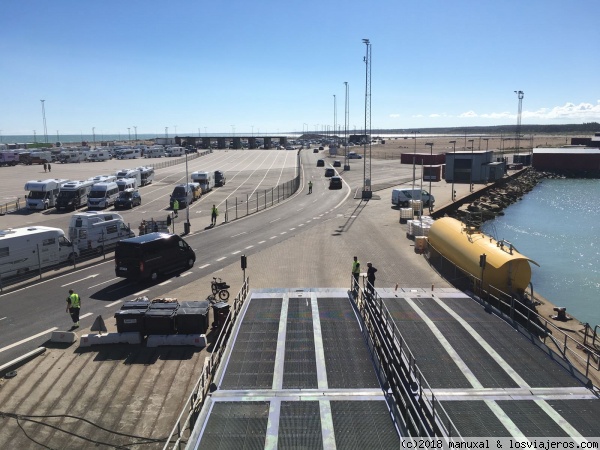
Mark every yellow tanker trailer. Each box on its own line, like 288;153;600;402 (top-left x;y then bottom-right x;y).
428;217;538;296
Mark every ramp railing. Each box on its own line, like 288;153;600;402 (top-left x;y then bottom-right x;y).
350;276;462;440
163;277;250;450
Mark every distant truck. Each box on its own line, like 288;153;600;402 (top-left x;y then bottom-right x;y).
0;226;79;278
191;171;214;193
68;212;135;253
56;180;95;211
24;178;69;210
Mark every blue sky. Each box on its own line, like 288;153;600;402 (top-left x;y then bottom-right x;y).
1;0;599;136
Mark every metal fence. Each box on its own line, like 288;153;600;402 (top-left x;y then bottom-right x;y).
427;242;600;383
350;276;463;440
163;277;250;450
222;176;301;223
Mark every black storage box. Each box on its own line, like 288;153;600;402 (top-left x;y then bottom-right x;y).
212;302;231;330
175;307;209;334
181;300;210;309
121;300;150;311
114;309;146;333
148;301;179;311
144;309;175;334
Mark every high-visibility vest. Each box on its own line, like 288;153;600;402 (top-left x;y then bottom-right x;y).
212;206;218;216
352;261;360;274
69;293;80;308
173;200;179;211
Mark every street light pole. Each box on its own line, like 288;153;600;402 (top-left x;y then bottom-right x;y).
468;139;475;192
128;127;131;143
92;127;96;148
40;100;48;144
165;127;169;138
411;130;420;192
449;140;456;201
134;126;137;142
425;142;434;212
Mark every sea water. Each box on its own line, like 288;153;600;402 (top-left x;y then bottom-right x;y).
481;178;600;328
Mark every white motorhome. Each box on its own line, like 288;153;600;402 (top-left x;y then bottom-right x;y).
56;179;96;211
136;166;155;186
68;212;135;253
115;168;141;187
116;178;137;192
144;146;166;158
165;146;185;157
87;182;120;209
24;178;69;210
88;174;117;184
0;226;79;278
117;148;141;159
87;150;112;162
191;171;214;193
58;151;84;163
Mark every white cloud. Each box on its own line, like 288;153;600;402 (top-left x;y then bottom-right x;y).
389;114;400;118
459;110;478;118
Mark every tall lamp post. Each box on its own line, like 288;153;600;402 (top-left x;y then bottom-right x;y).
134;126;137;142
449;140;456;201
425;142;434;212
468;139;475;192
92;127;96;148
40;100;48;144
411;130;420;192
165;127;169;138
128;127;131;143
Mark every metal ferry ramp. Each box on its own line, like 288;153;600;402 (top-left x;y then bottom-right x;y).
180;284;600;449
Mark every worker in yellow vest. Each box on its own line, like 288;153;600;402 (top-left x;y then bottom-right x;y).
66;289;81;328
173;199;179;218
352;256;361;294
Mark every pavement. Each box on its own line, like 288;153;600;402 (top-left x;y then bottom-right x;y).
0;163;598;449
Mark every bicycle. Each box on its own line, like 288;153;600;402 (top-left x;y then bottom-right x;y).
208;277;230;302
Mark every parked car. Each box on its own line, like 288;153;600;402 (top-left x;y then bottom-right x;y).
319;146;324;150
329;176;343;189
317;159;325;167
324;168;335;177
313;148;319;153
333;160;341;167
114;188;142;209
348;152;362;159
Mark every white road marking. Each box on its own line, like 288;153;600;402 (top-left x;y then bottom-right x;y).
199;264;210;269
280;231;287;235
232;250;241;255
289;228;295;231
216;256;226;261
0;328;58;354
270;236;277;239
0;317;6;321
134;289;150;295
258;240;266;244
105;300;123;308
269;218;281;223
61;274;99;287
245;245;254;249
180;271;193;277
88;278;119;289
158;280;172;286
298;224;304;227
79;313;93;320
231;231;247;238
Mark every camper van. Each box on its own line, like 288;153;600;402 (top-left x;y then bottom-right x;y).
117;148;141;159
165;146;185;157
24;179;69;210
58;151;84;163
144;146;166;158
214;170;226;187
136;166;155;186
170;184;194;209
188;182;202;201
116;178;137;192
0;226;79;278
56;180;95;211
0;151;19;166
87;182;120;209
87;150;112;162
114;233;196;281
115;169;141;187
191;171;214;193
88;174;117;184
29;151;52;164
68;212;135;253
391;188;435;207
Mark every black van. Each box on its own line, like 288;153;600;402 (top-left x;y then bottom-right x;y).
114;233;196;281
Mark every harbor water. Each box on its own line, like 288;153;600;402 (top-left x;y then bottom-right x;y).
482;178;600;328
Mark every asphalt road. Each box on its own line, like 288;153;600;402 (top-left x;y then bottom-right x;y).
0;148;354;366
